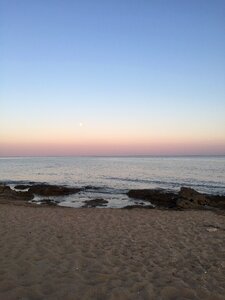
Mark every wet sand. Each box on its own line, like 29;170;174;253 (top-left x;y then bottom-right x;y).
0;204;225;300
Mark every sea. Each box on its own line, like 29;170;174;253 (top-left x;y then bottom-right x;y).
0;156;225;208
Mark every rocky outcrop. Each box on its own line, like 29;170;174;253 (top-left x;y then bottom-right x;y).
29;184;82;196
1;182;225;210
0;184;34;202
82;198;108;208
127;187;225;210
127;189;178;208
176;187;208;209
0;183;81;205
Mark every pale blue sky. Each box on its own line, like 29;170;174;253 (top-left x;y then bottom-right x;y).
0;0;225;155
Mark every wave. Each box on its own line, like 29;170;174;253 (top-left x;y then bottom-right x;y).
1;177;225;195
106;177;225;191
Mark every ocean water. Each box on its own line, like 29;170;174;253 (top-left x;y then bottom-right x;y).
0;156;225;208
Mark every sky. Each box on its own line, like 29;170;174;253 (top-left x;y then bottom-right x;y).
0;0;225;156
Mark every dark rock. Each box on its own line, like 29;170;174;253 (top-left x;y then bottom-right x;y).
84;185;101;190
127;187;225;210
14;185;31;190
123;205;154;209
82;198;108;208
177;187;207;209
39;199;58;206
177;188;225;210
0;184;11;194
205;195;225;209
127;189;177;208
0;184;34;202
29;184;82;196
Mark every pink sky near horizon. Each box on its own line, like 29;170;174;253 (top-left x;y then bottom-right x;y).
1;140;225;156
1;118;225;156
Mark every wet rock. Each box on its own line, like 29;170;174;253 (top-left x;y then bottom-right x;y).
177;187;207;209
14;185;31;190
84;185;101;190
123;205;154;209
127;187;225;210
127;189;177;208
0;184;34;201
0;184;11;193
205;194;225;209
82;198;108;208
29;184;82;196
39;199;59;206
176;188;225;209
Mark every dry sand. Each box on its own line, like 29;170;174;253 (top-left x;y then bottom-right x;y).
0;204;225;300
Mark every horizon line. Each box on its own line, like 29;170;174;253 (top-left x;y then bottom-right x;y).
0;154;225;158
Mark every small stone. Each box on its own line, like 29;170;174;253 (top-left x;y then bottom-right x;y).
82;198;108;208
206;227;218;232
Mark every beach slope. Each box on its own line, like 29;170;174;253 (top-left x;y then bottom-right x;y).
0;204;225;300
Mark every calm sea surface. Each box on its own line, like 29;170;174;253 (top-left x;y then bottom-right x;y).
0;156;225;207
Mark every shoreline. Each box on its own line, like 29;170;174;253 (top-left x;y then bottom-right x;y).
0;204;225;300
1;182;225;209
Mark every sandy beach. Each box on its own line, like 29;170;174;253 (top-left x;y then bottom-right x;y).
0;204;224;300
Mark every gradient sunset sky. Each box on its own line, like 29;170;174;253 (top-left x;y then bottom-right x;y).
1;0;225;156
